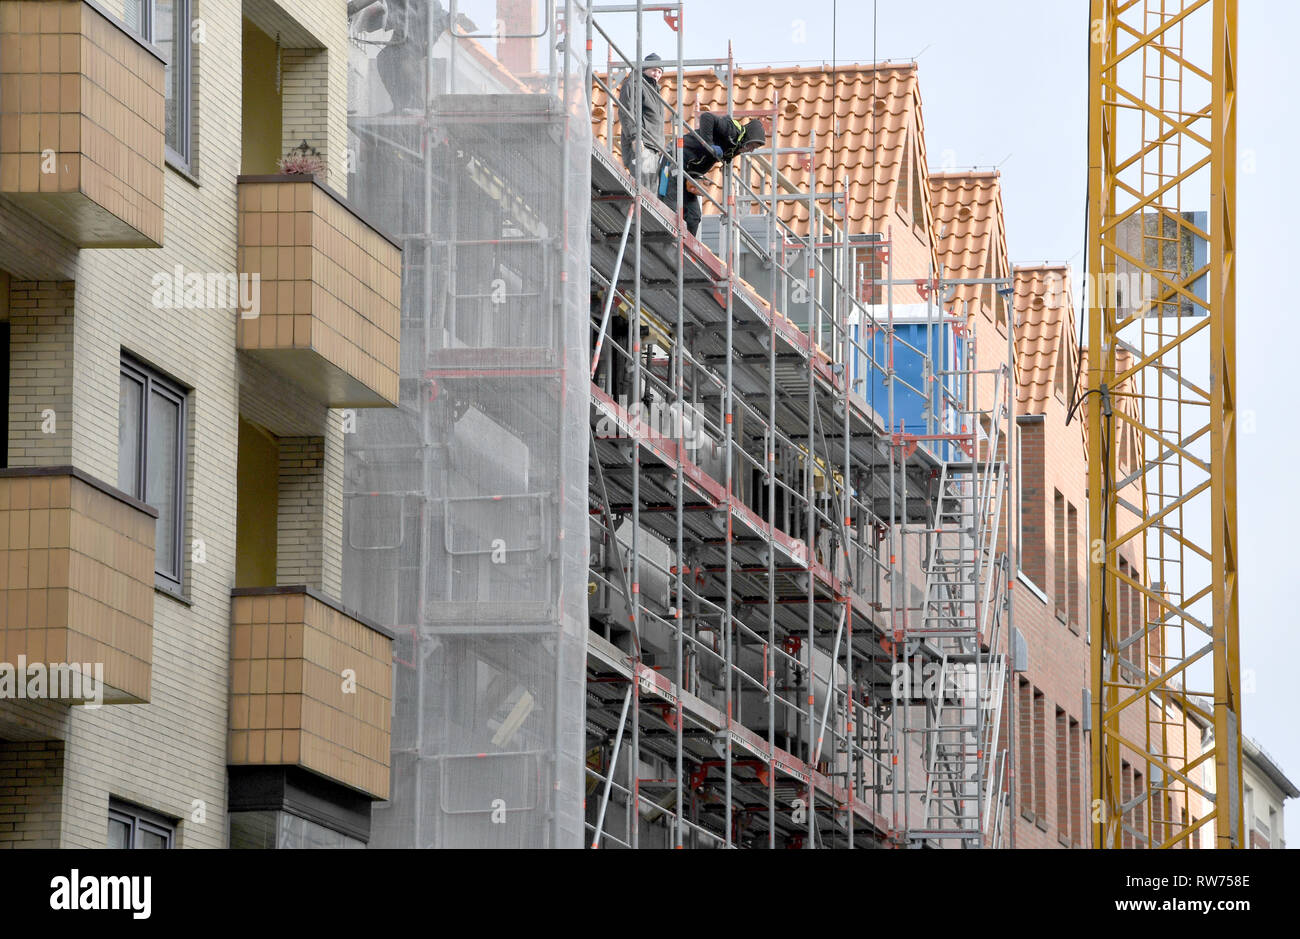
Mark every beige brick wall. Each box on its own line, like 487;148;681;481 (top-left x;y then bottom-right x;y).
0;740;65;848
276;435;323;588
281;48;329;171
0;0;359;848
0;0;349;849
49;0;243;850
5;281;74;467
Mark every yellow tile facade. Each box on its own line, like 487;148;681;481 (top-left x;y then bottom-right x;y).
0;468;155;703
236;178;401;407
229;588;391;800
0;0;165;246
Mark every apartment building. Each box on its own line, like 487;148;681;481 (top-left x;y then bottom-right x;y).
0;0;397;848
928;171;1087;848
0;0;1273;852
1241;737;1296;848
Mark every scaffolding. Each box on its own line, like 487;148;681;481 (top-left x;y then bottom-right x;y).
343;0;1015;848
344;0;592;848
583;3;1015;849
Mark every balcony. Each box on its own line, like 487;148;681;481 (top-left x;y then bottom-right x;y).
229;586;392;800
0;0;165;247
236;176;401;408
0;467;155;704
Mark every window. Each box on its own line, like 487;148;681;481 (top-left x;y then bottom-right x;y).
897;143;912;225
108;798;175;848
1068;717;1082;846
1135;569;1151;661
909;143;925;235
1067;502;1080;630
1;322;8;470
1056;707;1068;840
229;810;365;849
1033;689;1046;827
1017;424;1047;590
1053;490;1066;621
1053;329;1076;402
124;0;152;38
119;355;188;591
1120;761;1133;848
1117;558;1130;648
1133;769;1145;846
1018;677;1033;821
155;0;192;167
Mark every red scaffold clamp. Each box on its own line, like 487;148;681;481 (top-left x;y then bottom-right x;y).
914;278;941;301
891;433;919;460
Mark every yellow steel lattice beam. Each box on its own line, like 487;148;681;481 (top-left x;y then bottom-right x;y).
1086;0;1242;849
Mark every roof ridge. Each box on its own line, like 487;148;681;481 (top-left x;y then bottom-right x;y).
928;169;1001;181
657;61;919;80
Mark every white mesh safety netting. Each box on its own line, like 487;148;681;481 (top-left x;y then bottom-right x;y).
343;0;591;848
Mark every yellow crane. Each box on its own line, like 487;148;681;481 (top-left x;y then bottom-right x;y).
1086;0;1243;848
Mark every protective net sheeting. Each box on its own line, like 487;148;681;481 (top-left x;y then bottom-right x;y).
344;0;591;848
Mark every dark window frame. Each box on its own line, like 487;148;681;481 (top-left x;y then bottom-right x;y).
125;0;153;38
1;321;9;470
153;0;193;170
1053;489;1067;622
108;797;175;849
119;354;188;592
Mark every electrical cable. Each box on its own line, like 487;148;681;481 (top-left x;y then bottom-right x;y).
1067;0;1090;428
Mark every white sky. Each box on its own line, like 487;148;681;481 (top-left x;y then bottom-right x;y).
587;0;1300;840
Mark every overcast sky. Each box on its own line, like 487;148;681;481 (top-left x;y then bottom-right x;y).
589;0;1299;839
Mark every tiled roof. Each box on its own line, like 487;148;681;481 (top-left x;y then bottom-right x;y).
929;171;1010;321
592;63;927;235
1012;263;1075;415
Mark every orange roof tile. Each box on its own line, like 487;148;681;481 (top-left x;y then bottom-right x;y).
929;171;1010;322
592;62;930;237
1013;263;1076;415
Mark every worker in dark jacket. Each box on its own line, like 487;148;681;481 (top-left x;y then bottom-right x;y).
350;0;452;114
660;113;767;236
616;53;666;186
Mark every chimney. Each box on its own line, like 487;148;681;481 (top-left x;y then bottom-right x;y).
497;0;537;75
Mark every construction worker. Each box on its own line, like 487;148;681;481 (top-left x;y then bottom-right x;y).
349;0;452;114
616;53;666;187
660;113;767;237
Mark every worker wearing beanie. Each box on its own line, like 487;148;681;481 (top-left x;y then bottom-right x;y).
616;53;667;187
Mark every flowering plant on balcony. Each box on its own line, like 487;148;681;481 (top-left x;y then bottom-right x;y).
278;140;326;176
